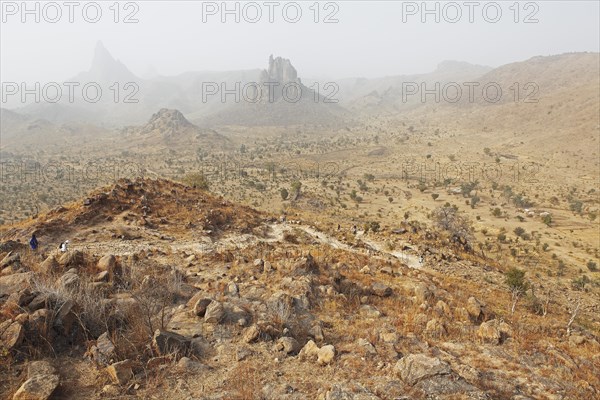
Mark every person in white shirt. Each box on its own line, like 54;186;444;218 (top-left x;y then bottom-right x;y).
59;240;69;252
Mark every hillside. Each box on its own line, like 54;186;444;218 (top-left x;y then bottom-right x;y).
0;177;598;399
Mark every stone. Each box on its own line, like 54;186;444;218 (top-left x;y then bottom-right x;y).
0;321;24;350
466;297;482;319
309;323;324;342
0;252;20;269
13;374;59;400
317;345;335;365
236;347;253;361
425;318;447;338
146;356;172;369
89;332;115;365
243;325;260;343
477;319;510;345
152;329;191;355
27;361;56;378
263;261;273;272
204;300;225;323
394;354;451;385
58;250;84;268
97;255;116;272
299;340;320;360
193;298;213;317
275;336;300;355
227;282;239;296
434;300;451;317
413;283;432;303
359;305;381;318
569;334;586;346
94;271;110;282
59;272;80;289
176;356;205;372
39;256;59;274
105;360;133;385
371;282;392;297
0;272;33;298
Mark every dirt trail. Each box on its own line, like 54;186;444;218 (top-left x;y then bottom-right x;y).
73;222;423;269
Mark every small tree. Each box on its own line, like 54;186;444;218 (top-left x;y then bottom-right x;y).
182;172;209;190
431;193;439;201
505;268;530;314
542;214;552;226
280;188;289;200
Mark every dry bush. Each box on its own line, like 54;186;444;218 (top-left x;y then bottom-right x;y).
227;362;261;400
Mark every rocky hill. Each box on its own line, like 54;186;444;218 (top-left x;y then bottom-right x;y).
0;177;598;399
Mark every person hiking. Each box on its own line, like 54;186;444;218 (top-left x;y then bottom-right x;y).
29;234;38;250
59;240;69;253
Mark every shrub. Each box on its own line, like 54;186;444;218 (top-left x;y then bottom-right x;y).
182;172;209;190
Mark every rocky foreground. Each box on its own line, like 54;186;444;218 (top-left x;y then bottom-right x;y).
0;178;598;399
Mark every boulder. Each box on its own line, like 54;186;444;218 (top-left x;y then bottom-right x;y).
13;374;59;400
0;320;24;350
466;297;482;319
0;252;20;269
394;354;451;385
27;361;56;378
88;332;115;365
274;336;300;355
298;340;320;360
317;345;335;365
58;272;80;289
152;329;191;355
193;298;213;317
242;325;260;343
204;300;225;323
97;255;116;272
371;282;392;297
0;272;33;298
58;250;84;268
477;319;511;345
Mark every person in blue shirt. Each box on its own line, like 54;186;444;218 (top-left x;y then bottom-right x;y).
29;234;38;250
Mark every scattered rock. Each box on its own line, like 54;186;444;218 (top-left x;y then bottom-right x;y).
204;300;225;323
359;305;381;318
13;374;59;400
275;336;300;355
371;282;392;297
394;354;451;385
0;252;20;269
317;345;335;365
58;250;84;269
193;298;213;317
59;271;80;289
39;256;59;274
0;320;24;350
477;319;511;345
0;272;33;298
466;297;482;320
299;340;320;360
152;329;191;355
243;325;260;343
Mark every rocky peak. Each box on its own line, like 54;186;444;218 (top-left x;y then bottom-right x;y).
260;55;300;84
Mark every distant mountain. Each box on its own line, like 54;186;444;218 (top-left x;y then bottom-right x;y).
200;55;350;127
73;41;138;84
329;60;493;114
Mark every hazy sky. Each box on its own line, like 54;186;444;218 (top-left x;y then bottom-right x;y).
1;1;599;83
